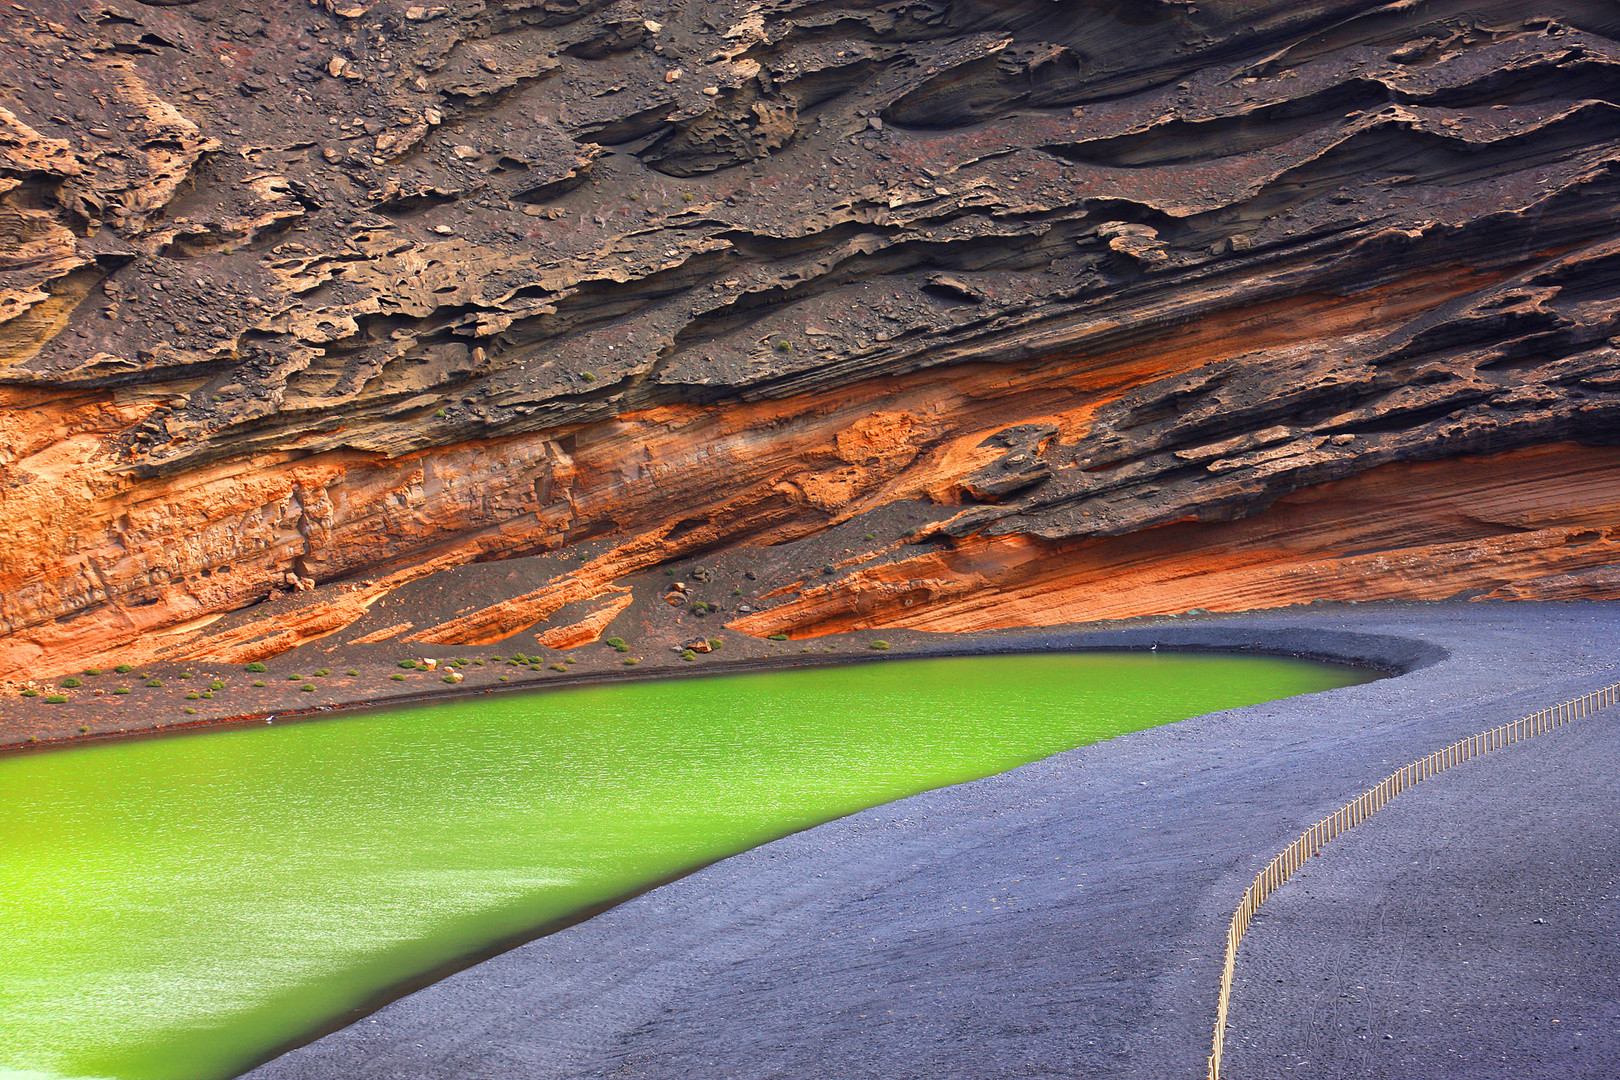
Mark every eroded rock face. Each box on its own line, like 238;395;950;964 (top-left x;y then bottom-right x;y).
3;0;1620;676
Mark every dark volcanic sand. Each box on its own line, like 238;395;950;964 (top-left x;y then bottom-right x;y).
1220;686;1620;1079
232;601;1620;1080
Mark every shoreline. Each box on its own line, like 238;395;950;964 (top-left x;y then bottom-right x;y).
0;601;1442;755
240;599;1620;1080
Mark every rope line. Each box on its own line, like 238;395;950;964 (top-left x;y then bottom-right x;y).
1206;680;1620;1079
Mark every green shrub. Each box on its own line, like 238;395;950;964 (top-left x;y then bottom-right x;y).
529;664;543;671
397;660;418;669
287;674;303;681
84;667;102;676
146;679;163;688
347;669;359;676
113;687;130;696
114;664;132;674
901;527;917;538
61;677;82;688
581;371;596;382
499;675;510;682
605;637;626;650
178;672;193;680
252;681;266;687
300;684;315;692
391;674;406;681
564;656;576;665
44;695;66;704
442;674;458;683
549;663;567;672
690;602;710;615
21;688;38;697
245;662;268;673
870;640;891;650
622;657;639;666
184;707;196;715
707;638;723;650
472;660;483;667
774;340;793;353
664;568;675;576
768;633;789;641
313;669;330;677
863;533;875;541
489;655;503;662
680;649;697;662
200;692;213;699
209;680;225;691
186;692;201;701
78;725;89;734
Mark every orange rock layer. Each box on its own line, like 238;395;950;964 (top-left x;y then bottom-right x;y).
729;444;1620;638
0;263;1505;680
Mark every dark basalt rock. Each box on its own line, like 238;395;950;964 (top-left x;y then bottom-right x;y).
5;0;1620;670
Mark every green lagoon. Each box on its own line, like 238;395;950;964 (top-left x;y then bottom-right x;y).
0;651;1375;1080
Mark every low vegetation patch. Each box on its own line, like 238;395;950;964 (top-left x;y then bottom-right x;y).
60;678;82;688
245;662;268;673
870;640;891;650
44;695;66;704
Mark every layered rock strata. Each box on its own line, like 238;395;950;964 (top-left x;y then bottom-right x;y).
3;0;1620;677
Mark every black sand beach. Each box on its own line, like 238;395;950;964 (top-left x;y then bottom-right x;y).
240;600;1620;1080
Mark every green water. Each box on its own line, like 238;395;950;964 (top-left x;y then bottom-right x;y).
0;651;1374;1080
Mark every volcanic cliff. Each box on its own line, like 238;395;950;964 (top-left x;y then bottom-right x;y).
4;0;1620;681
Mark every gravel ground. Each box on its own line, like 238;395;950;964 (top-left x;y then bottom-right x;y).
1220;680;1620;1080
243;601;1620;1080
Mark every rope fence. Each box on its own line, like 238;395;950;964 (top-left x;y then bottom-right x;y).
1206;678;1620;1080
